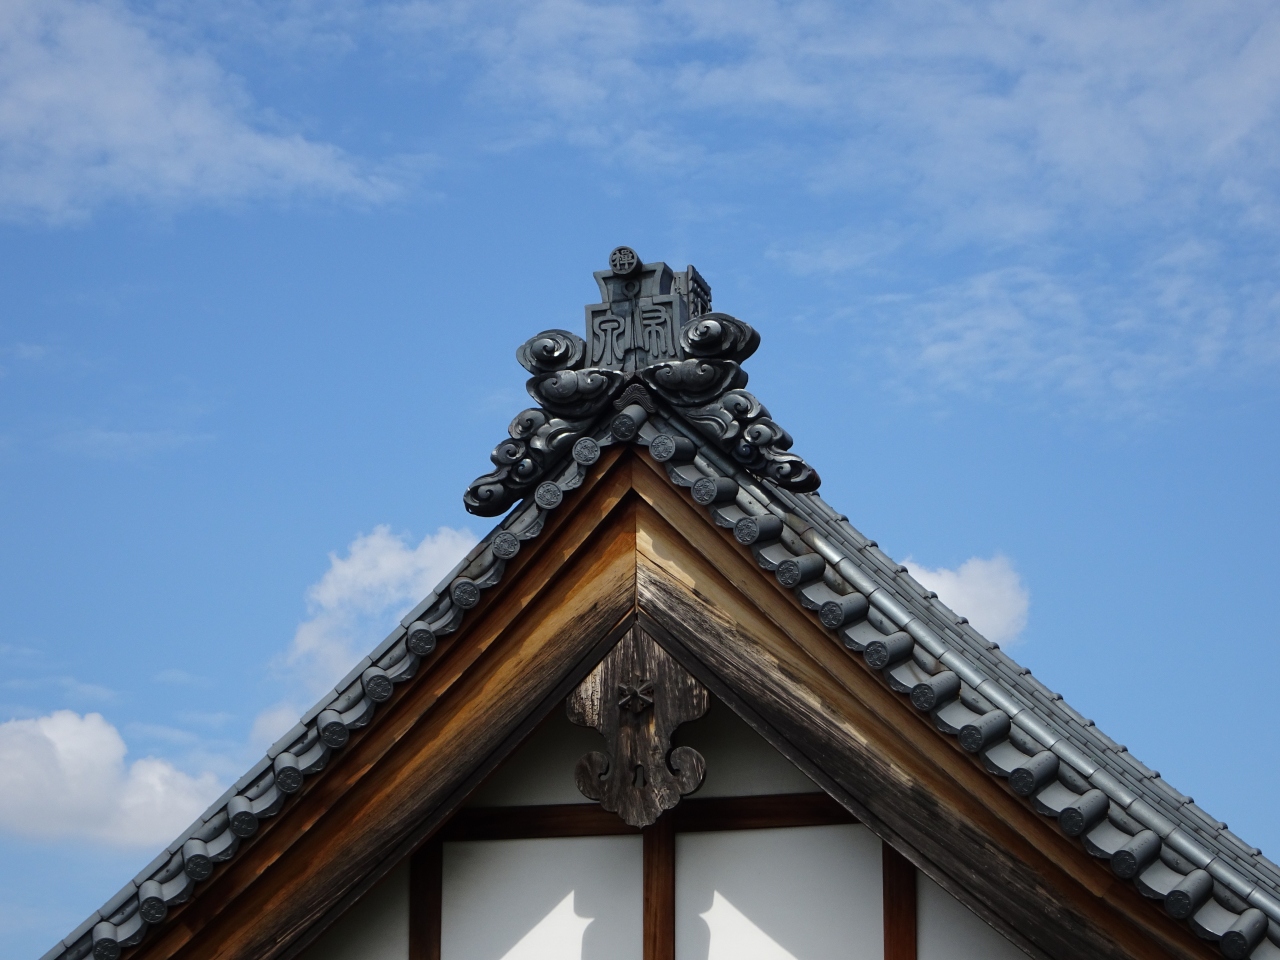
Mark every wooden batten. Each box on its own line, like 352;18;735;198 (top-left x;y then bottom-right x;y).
125;448;1222;960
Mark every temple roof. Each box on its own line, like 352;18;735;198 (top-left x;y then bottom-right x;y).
48;248;1280;960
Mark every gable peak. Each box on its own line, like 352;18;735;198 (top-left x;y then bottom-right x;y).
465;248;817;517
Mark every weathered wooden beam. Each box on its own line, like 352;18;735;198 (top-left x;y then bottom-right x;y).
440;804;638;841
408;842;441;960
883;844;917;960
671;792;854;833
643;815;676;960
438;793;854;841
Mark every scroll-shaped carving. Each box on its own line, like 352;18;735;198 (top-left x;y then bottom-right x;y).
517;329;586;374
641;358;747;406
527;368;625;419
648;381;821;492
566;627;709;828
463;407;597;516
680;312;760;363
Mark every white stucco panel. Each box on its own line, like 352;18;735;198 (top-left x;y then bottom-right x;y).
917;873;1028;960
675;824;882;960
470;699;818;808
442;835;643;960
299;860;409;960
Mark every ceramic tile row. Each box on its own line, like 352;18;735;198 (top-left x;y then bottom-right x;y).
639;406;1280;960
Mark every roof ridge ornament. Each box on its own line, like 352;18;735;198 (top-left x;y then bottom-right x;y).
464;247;820;516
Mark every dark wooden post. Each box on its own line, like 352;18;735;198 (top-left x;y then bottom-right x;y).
883;843;917;960
643;814;676;960
409;840;443;960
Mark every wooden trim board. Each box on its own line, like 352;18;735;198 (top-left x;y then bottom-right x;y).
440;792;854;841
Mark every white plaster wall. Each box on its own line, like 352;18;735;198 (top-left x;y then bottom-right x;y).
442;835;643;960
300;860;409;960
467;711;607;806
673;701;818;798
675;824;882;960
470;699;818;807
917;873;1027;960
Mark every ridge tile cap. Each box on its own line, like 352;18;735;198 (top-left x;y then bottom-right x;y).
299;692;336;726
399;592;440;628
233;757;273;794
131;850;171;886
63;915;99;949
199;785;237;824
1165;827;1214;868
333;657;374;697
166;814;207;853
370;625;406;660
267;723;307;760
100;882;138;918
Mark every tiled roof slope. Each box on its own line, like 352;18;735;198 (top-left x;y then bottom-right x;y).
643;409;1280;960
47;250;1280;960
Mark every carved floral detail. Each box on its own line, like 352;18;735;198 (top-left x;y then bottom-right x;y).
566;627;708;828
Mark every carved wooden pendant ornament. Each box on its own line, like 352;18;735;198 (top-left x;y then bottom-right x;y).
566;627;709;827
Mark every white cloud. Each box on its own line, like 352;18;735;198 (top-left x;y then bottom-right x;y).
290;524;478;687
860;255;1280;410
404;0;1280;221
54;428;215;458
904;555;1030;646
251;525;476;747
0;710;221;847
0;0;389;220
153;668;205;685
1;525;476;846
381;0;1280;404
3;675;118;704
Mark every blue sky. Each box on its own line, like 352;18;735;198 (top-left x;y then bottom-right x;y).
2;0;1279;955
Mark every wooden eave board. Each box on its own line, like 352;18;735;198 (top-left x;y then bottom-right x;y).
128;449;1216;960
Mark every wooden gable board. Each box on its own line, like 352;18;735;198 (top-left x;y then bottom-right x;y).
112;448;1221;960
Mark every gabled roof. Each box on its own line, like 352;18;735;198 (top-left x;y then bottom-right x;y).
49;248;1280;960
